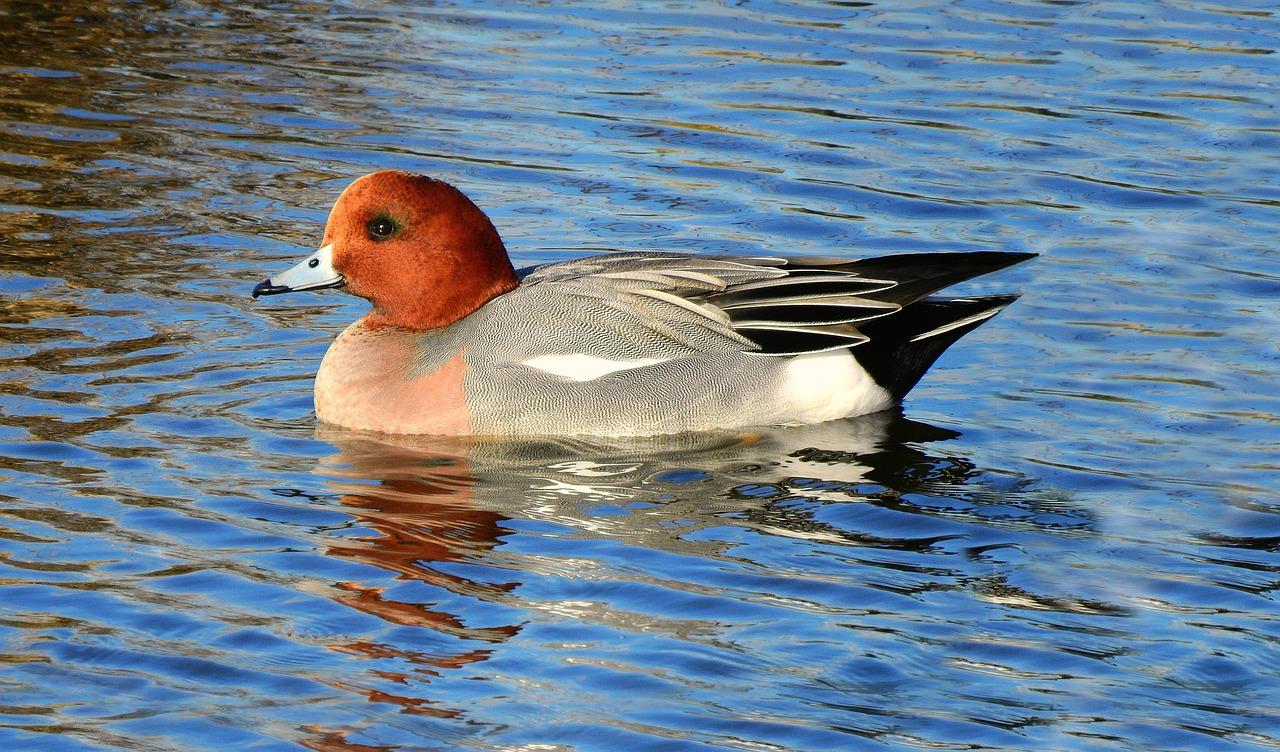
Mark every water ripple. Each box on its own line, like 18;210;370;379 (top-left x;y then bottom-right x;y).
0;1;1277;750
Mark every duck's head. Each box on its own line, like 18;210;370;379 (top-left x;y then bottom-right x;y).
253;170;518;330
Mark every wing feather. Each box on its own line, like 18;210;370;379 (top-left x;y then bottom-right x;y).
509;250;1033;359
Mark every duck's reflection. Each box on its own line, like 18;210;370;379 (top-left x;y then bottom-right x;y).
314;411;965;578
321;448;518;642
299;411;1078;746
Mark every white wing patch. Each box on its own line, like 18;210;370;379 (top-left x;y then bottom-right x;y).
522;353;672;382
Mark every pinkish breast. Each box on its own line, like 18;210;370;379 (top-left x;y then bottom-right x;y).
314;319;471;435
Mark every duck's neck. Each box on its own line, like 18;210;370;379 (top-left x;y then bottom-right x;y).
365;262;518;331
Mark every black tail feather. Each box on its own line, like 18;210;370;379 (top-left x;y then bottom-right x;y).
853;295;1020;401
813;251;1037;306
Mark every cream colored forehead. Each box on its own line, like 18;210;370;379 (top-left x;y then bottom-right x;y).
329;177;390;220
332;172;422;210
344;171;397;190
336;173;384;202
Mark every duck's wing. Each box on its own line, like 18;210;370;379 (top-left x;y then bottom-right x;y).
783;251;1036;306
518;250;1034;358
517;252;790;355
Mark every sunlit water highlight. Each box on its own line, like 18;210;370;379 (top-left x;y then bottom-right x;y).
1;2;1278;750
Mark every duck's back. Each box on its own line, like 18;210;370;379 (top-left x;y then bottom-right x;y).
386;250;1033;436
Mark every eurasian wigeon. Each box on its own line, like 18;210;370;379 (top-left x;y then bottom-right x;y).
253;170;1033;436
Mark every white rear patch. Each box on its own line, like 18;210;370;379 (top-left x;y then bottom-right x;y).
522;353;670;382
782;350;893;423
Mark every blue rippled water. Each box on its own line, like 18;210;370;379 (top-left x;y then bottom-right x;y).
1;2;1278;750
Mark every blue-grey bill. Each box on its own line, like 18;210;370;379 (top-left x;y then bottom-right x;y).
252;243;344;298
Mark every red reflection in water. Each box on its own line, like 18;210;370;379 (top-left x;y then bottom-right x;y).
308;439;522;742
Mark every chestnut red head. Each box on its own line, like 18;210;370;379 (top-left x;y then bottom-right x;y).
253;171;518;331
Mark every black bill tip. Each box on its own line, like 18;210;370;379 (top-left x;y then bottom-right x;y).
252;279;290;299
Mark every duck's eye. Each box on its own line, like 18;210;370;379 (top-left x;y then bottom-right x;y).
366;216;398;241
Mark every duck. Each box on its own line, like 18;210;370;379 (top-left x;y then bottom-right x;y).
252;170;1034;437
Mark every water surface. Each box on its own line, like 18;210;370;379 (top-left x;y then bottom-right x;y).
1;2;1278;750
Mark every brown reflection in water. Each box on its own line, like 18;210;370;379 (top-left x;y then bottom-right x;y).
300;726;397;752
322;440;520;638
301;435;521;735
1;4;189;244
296;414;1091;745
0;1;399;288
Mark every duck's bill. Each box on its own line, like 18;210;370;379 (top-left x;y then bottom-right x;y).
252;243;345;298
